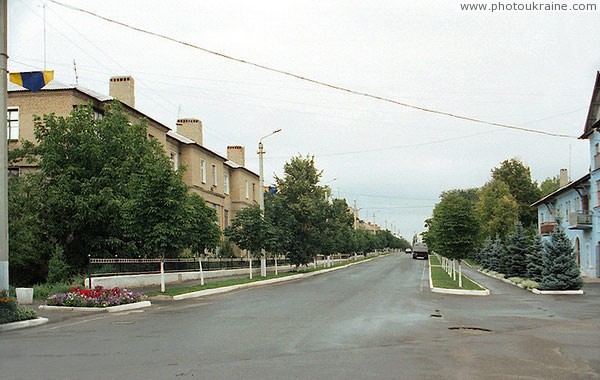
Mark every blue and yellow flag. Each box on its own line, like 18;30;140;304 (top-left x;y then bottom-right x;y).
9;71;54;92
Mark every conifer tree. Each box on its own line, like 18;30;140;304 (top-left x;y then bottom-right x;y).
477;236;493;270
503;222;530;278
526;234;544;282
488;236;504;273
540;222;583;290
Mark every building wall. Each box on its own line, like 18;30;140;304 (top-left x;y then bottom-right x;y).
588;130;600;277
7;86;260;251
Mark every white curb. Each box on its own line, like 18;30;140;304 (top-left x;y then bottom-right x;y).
38;300;152;313
429;262;490;296
0;317;49;332
531;288;584;295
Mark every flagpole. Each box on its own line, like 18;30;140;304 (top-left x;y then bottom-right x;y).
0;0;9;291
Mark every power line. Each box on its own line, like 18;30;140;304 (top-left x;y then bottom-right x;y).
48;0;578;139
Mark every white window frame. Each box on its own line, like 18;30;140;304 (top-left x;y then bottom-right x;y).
212;164;217;186
224;173;230;195
201;159;207;183
245;180;249;199
7;107;19;141
169;151;179;170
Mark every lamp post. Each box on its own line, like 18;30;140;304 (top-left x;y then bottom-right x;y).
258;129;281;277
0;0;8;291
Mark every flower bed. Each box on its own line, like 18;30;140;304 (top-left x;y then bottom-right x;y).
0;290;39;324
47;286;144;308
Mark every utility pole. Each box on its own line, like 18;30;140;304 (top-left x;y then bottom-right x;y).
0;0;9;291
258;129;281;277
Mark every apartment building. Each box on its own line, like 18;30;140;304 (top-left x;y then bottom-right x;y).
7;75;259;231
532;71;600;278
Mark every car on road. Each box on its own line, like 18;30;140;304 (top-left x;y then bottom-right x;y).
404;248;412;254
412;243;428;260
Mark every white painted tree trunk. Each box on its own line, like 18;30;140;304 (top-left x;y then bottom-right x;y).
458;260;463;288
198;256;205;286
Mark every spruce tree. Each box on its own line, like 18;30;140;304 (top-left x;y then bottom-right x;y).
478;236;493;269
488;236;503;273
540;222;583;290
504;222;530;278
526;234;544;282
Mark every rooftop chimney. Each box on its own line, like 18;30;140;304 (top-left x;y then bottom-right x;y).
559;168;569;187
176;118;203;145
109;76;135;108
227;146;245;167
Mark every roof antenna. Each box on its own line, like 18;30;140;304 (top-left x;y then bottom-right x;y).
72;59;79;85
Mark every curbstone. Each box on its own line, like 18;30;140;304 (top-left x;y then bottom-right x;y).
38;300;152;313
0;317;49;332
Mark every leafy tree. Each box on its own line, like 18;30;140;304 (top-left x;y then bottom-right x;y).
540;222;583;290
427;192;480;261
269;155;330;267
182;193;221;255
476;178;519;240
539;175;560;197
8;175;52;285
526;234;544;282
224;204;277;257
13;103;217;277
121;139;193;259
491;159;541;229
503;222;531;278
322;198;355;256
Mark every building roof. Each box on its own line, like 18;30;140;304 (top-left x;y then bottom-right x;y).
580;71;600;139
531;173;591;207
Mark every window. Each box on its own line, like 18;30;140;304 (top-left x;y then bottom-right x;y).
252;183;256;201
169;151;178;170
200;159;207;183
245;180;249;199
224;173;230;195
8;167;19;177
224;210;229;228
7;108;19;141
597;181;600;208
148;134;155;140
212;164;217;186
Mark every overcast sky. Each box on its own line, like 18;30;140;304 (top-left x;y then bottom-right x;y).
7;0;600;240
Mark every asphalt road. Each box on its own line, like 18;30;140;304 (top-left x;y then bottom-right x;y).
2;253;599;380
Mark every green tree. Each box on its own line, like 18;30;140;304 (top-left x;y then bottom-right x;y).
503;222;531;278
539;175;560;197
526;234;544;282
491;159;541;229
8;175;52;285
182;193;221;255
20;103;216;275
270;155;330;267
427;192;480;261
224;204;277;257
540;222;583;290
476;179;519;240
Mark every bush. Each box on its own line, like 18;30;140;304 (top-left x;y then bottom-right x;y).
521;280;540;289
507;277;524;284
46;246;72;284
0;290;38;324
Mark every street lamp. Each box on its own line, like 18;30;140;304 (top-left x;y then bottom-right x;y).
258;128;281;277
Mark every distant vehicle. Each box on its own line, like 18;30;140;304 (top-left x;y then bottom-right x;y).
405;248;412;254
412;243;429;260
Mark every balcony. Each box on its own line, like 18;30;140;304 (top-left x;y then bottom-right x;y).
540;222;555;235
568;211;592;230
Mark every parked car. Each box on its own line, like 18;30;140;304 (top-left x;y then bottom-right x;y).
412;243;429;260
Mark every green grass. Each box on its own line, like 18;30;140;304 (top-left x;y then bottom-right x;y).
429;255;485;291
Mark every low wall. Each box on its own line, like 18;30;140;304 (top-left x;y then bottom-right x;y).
85;266;292;289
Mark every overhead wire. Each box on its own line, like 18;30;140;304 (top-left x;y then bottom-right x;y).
48;0;579;139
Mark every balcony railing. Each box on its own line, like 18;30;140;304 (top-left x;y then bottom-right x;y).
568;211;592;230
540;222;556;235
